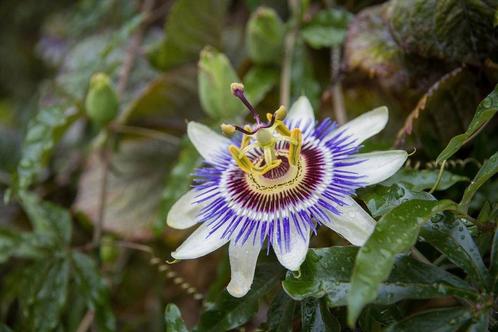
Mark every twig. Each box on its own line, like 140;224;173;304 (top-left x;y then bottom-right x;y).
116;0;155;96
429;160;447;194
92;145;110;246
330;46;346;124
92;0;156;246
75;310;95;332
411;247;432;265
280;27;297;109
109;123;181;144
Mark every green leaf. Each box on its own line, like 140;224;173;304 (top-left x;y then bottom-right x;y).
347;199;458;326
243;66;279;106
0;228;52;262
301;298;341;332
460;152;498;212
21;193;72;245
149;0;227;71
126;64;201;124
195;258;283;332
389;0;498;63
382;168;468;192
420;217;489;289
437;84;498;163
0;323;13;332
75;139;176;240
13;106;80;192
246;6;285;64
267;291;296;332
344;4;407;90
465;311;490;332
71;251;116;332
491;224;498;292
155;138;201;233
384;307;472;332
20;257;70;332
357;183;434;218
283;247;476;304
301;8;352;49
164;304;189;332
198;47;241;121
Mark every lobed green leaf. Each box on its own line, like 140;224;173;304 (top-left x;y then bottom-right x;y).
437;84;498;163
389;0;498;63
71;251;116;332
421;217;489;289
195;258;283;332
243;66;279;107
384;307;472;332
301;298;341;332
149;0;227;71
382;168;468;192
266;291;296;332
460;152;498;212
347;199;458;326
301;8;352;49
164;304;189;332
358;183;434;218
13;106;81;193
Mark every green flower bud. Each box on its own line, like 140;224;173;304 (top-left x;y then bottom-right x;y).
246;7;285;64
100;235;119;263
85;73;119;126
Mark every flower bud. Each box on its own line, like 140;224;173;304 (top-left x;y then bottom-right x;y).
100;235;119;263
246;7;284;64
85;73;119;126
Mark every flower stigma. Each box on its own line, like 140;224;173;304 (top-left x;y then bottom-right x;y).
221;82;303;177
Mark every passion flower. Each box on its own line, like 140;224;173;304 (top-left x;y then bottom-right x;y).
167;83;407;297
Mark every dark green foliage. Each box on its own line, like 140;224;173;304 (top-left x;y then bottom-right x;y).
1;0;497;330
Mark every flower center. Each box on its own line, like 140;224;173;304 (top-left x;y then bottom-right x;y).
220;83;303;176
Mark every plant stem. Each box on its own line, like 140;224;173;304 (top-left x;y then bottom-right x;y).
280;27;297;109
330;46;346;124
110;124;181;144
92;145;110;246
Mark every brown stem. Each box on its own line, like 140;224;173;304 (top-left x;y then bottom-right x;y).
330;47;346;124
280;27;297;108
92;146;110;246
75;310;95;332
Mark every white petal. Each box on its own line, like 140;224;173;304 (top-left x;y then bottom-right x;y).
273;221;310;271
331;106;388;144
171;223;229;260
287;96;315;128
226;240;262;297
324;196;375;246
167;190;204;230
345;150;408;186
187;122;230;163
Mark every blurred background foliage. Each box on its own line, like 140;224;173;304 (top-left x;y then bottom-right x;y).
0;0;497;331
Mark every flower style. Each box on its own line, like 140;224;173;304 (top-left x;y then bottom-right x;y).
167;83;407;297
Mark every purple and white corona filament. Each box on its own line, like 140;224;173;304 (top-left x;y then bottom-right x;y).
167;83;407;297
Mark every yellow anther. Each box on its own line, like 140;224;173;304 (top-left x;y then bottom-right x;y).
288;128;302;166
229;145;254;174
274;106;286;120
275;120;291;137
230;82;245;94
220;123;236;136
266;113;273;122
